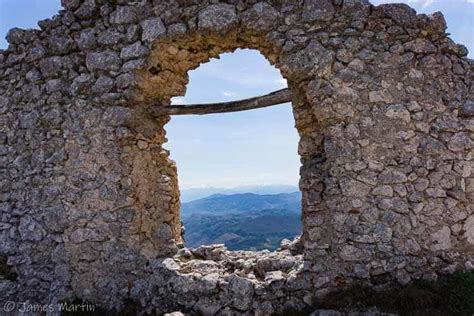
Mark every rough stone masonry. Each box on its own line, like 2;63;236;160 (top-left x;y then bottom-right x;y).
0;0;473;314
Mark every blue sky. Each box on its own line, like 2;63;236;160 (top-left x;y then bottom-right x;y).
1;0;473;189
167;51;297;189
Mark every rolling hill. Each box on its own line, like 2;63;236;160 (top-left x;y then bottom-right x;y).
180;191;301;251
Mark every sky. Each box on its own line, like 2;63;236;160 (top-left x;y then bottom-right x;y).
1;0;473;190
166;51;298;189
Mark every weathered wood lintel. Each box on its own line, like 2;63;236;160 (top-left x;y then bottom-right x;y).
151;88;293;116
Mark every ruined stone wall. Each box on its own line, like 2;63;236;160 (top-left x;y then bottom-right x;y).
0;0;472;314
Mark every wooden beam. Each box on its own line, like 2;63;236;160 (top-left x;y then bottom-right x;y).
151;88;292;116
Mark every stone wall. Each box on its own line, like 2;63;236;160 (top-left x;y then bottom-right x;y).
0;0;472;314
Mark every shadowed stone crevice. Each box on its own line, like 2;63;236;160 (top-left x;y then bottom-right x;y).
0;0;472;314
0;255;17;281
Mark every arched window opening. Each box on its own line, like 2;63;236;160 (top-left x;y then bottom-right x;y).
165;49;301;251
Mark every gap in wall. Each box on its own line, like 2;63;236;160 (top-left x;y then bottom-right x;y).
164;49;301;251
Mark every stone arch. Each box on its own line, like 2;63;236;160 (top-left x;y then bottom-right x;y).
131;26;329;256
0;0;472;313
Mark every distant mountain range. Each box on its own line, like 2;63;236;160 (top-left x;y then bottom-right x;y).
181;191;301;251
179;184;299;202
181;191;301;214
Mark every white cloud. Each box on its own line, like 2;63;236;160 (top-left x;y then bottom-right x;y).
275;78;288;88
224;73;280;88
221;91;236;98
171;97;186;105
421;0;434;8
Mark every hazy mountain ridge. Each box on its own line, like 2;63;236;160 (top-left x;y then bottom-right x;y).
181;191;301;250
179;184;299;202
181;191;301;214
